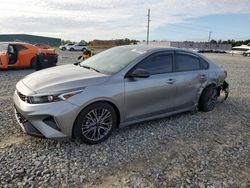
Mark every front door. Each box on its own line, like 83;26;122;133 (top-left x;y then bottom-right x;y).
124;52;177;121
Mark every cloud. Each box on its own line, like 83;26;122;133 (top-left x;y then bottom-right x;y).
0;0;249;41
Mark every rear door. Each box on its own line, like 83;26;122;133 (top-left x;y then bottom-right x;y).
173;52;208;109
124;52;177;121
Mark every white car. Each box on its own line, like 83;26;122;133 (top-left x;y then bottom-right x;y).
66;43;87;51
243;50;250;57
59;43;74;51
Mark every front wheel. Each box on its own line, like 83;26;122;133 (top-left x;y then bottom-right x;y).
73;102;117;144
199;85;218;112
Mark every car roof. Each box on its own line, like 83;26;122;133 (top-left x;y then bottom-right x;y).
116;45;197;54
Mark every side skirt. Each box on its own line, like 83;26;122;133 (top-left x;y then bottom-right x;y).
119;106;194;128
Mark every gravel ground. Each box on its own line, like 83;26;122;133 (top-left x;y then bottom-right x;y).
0;51;249;188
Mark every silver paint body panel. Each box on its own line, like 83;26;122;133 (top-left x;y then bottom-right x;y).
13;46;227;138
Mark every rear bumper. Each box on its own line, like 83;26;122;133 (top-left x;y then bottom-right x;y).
218;81;229;102
35;53;58;70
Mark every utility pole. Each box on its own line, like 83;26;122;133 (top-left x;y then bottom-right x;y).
146;8;150;45
208;31;212;42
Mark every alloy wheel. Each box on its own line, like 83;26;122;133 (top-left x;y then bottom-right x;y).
207;89;217;111
81;108;113;141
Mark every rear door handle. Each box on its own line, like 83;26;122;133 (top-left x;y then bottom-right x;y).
166;78;176;84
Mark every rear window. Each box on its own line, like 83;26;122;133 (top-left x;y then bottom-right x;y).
200;58;209;69
15;45;27;51
176;54;200;71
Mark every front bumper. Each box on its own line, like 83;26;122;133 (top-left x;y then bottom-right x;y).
13;90;80;138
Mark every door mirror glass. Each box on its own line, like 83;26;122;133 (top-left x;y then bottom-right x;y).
130;68;150;78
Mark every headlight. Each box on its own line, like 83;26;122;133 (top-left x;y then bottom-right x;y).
29;95;60;104
28;89;84;104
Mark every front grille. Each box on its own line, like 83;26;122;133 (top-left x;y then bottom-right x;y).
14;107;45;138
17;91;28;102
15;109;28;124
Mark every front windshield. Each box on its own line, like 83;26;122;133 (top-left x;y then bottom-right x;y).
80;46;146;74
0;44;8;52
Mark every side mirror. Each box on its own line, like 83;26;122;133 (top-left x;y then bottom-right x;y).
129;68;150;78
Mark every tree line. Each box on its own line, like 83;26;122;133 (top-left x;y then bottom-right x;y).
209;39;250;47
61;38;139;46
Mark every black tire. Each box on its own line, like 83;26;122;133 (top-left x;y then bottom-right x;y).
30;57;37;69
73;102;117;144
199;85;218;112
62;47;66;51
70;48;74;51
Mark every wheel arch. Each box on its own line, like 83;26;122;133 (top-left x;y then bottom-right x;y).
72;100;121;137
198;83;217;107
30;55;37;68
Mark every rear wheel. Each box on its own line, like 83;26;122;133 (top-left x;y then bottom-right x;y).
62;47;66;51
70;48;74;51
73;102;117;144
30;57;37;69
199;85;218;112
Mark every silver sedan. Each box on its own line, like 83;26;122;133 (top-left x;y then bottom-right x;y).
13;45;229;144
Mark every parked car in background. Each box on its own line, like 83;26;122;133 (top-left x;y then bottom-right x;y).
13;45;229;144
59;43;74;51
230;44;250;55
243;50;250;57
212;49;227;53
66;43;87;51
0;42;57;70
196;49;213;53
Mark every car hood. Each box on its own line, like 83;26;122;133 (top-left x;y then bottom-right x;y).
22;64;110;94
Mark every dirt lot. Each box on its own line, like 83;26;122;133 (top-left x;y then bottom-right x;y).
0;51;249;188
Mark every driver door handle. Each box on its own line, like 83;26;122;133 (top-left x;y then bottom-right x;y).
166;78;176;84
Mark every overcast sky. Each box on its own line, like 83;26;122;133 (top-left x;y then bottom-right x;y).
0;0;249;41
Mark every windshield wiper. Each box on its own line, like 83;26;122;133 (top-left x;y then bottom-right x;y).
80;65;100;73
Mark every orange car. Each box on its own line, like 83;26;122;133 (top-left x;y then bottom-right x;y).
34;43;51;49
0;42;58;70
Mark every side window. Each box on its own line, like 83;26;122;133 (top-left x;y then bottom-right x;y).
15;45;27;51
8;45;15;53
200;58;209;69
136;54;173;75
175;54;200;71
